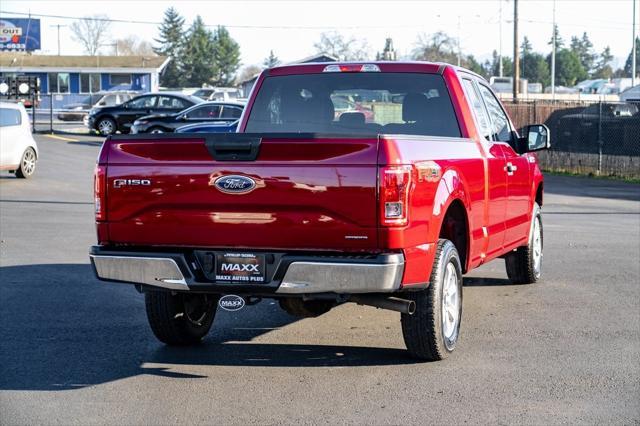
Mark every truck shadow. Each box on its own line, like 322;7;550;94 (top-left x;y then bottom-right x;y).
0;263;417;391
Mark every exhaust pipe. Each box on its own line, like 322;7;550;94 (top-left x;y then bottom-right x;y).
350;295;416;315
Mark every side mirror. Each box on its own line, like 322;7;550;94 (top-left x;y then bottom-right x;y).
180;114;187;121
98;101;106;106
518;124;550;153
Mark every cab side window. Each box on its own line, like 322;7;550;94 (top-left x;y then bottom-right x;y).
477;84;512;143
461;78;491;141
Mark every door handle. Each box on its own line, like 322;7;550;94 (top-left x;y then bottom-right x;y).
504;162;517;176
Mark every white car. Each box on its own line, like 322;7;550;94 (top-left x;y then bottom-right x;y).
0;102;38;178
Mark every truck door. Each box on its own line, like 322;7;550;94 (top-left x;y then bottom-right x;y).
477;83;530;249
461;78;507;258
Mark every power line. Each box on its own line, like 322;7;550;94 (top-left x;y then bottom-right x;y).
0;9;450;30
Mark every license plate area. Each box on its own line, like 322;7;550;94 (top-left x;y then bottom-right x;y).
197;252;267;283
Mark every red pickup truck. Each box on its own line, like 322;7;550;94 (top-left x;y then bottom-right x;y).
90;62;549;361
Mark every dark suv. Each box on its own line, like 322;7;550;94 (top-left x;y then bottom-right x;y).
86;92;202;135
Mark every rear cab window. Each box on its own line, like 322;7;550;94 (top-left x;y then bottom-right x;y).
245;72;461;137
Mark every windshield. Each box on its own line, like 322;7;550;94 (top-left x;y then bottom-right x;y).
245;72;460;136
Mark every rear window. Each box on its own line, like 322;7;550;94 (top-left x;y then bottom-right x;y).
245;72;460;136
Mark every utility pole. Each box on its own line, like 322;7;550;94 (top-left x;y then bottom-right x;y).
49;24;66;56
499;0;503;77
633;0;637;87
513;0;519;101
457;15;461;67
551;0;556;99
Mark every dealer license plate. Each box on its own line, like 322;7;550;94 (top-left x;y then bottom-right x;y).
215;253;266;283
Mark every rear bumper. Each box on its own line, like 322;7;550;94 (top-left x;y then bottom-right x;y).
90;246;404;295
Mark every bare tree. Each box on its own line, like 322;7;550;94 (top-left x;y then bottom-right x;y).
313;31;371;61
70;15;111;55
113;36;156;56
236;65;263;84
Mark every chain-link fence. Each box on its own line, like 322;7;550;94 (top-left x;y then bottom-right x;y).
504;100;640;179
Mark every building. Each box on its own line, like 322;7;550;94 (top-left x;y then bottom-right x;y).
0;52;169;108
239;53;338;97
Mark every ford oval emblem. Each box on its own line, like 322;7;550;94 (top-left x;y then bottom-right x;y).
213;175;256;194
219;295;245;312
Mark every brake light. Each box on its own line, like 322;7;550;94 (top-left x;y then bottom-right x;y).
380;165;413;226
323;64;381;73
94;164;106;221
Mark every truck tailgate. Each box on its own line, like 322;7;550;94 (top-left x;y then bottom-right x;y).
103;134;379;251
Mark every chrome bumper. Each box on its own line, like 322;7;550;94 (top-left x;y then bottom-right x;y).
276;254;404;294
90;251;404;294
90;255;189;291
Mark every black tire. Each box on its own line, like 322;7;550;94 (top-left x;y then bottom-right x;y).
148;127;166;134
15;147;36;178
96;117;117;136
401;239;463;361
505;203;543;284
144;291;218;345
278;298;334;318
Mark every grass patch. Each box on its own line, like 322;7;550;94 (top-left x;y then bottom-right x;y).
543;169;640;184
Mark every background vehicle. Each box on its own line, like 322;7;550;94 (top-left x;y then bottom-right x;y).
175;120;239;133
60;92;136;121
86;92;202;135
91;62;549;361
0;102;38;178
620;85;640;102
131;101;244;134
192;87;242;102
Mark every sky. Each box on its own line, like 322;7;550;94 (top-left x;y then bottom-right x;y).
0;0;637;71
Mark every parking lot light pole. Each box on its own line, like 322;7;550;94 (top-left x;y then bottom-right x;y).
49;24;67;56
551;0;556;99
633;0;637;87
513;0;519;101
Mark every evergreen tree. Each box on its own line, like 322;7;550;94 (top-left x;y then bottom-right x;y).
181;16;216;87
154;7;185;87
487;49;513;77
547;48;587;87
263;50;280;68
593;46;614;79
570;32;596;75
212;26;241;86
548;24;564;49
623;36;640;77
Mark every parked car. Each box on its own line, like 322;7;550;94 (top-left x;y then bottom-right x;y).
86;92;203;135
130;102;243;134
91;62;549;361
192;87;242;102
0;102;38;178
60;92;136;121
175;120;239;133
620;85;640;102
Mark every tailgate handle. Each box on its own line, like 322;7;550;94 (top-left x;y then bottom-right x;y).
205;135;261;161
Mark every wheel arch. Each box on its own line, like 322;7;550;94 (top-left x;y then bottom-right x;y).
429;168;473;273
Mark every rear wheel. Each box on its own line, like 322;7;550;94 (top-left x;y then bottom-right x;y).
505;203;543;284
149;127;165;134
144;291;218;345
401;239;462;361
15;147;36;178
97;117;116;135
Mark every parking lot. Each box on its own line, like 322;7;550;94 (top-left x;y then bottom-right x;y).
0;134;639;424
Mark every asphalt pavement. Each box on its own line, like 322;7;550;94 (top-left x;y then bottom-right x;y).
1;134;639;425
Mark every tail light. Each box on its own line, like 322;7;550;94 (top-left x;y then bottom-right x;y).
379;165;413;226
94;164;106;221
